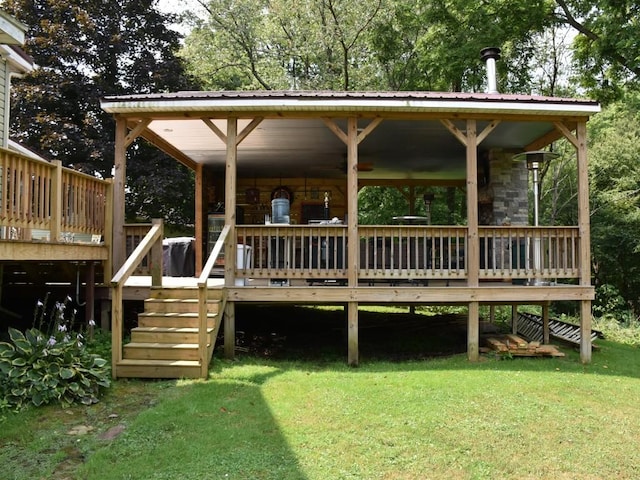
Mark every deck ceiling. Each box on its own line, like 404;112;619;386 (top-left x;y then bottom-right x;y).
144;117;561;181
103;91;600;182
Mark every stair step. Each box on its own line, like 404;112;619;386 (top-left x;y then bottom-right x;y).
123;342;202;360
150;287;223;300
116;359;203;379
130;327;214;344
138;312;216;328
144;298;219;314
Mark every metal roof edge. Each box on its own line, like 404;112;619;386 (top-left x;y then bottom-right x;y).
101;96;601;117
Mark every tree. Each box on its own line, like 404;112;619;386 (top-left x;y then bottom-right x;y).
554;0;640;102
585;92;640;312
6;0;198;225
182;0;391;90
183;0;559;94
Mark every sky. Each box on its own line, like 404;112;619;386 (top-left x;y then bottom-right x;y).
156;0;206;34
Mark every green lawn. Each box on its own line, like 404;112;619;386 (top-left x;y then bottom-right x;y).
2;336;639;480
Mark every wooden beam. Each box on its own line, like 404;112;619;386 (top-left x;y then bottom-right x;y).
358;178;466;188
441;119;468;147
226;285;595;303
0;242;108;261
525;124;573;152
124;118;152;148
202;118;227;143
236;117;263;146
321;117;348;145
137;128;198;171
114;110;591;124
477;120;500;145
357;117;383;144
554;121;579;148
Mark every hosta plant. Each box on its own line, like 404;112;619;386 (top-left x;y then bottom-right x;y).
0;295;110;411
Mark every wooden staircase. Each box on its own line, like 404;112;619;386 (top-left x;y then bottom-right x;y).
114;286;224;379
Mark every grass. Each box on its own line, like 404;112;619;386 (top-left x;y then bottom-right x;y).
2;308;640;479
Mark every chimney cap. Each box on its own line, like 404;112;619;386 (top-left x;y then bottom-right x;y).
480;47;501;61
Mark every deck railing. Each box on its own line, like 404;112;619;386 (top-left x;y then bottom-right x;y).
0;148;110;242
236;225;349;282
234;225;581;283
478;226;580;280
110;219;163;377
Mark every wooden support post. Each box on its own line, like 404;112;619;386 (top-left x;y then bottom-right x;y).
576;120;592;363
511;304;518;334
85;262;95;334
111;284;123;378
103;179;114;282
542;302;550;344
112;116;127;273
225;118;237;288
489;305;495;323
346;117;359;288
348;301;358;366
466;119;479;288
224;301;235;359
195;163;204;276
149;218;163;287
580;300;592;363
468;301;480;361
100;300;109;331
50;160;62;242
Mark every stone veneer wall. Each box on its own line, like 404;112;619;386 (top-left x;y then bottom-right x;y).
488;149;529;226
487;149;530;271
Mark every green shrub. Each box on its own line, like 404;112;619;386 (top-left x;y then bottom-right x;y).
0;295;110;412
593;283;628;318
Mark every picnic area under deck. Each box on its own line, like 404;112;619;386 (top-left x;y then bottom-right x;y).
100;90;599;378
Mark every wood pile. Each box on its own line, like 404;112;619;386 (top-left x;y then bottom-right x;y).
482;334;565;357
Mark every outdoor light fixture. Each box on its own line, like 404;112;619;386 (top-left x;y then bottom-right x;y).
513;150;560;285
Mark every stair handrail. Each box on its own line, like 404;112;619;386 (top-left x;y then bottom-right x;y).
110;218;164;378
197;224;230;377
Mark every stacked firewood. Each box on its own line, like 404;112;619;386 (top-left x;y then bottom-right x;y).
482;334;565;357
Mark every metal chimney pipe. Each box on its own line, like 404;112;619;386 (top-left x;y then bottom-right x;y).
480;47;501;94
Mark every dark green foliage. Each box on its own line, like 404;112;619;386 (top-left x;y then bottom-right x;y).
5;0;197;226
358;186;465;225
0;296;110;412
555;0;640;103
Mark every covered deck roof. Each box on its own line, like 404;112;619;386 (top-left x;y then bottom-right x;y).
101;90;600;181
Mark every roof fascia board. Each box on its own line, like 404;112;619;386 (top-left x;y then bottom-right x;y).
101;98;601;118
1;45;34;73
0;12;28;45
